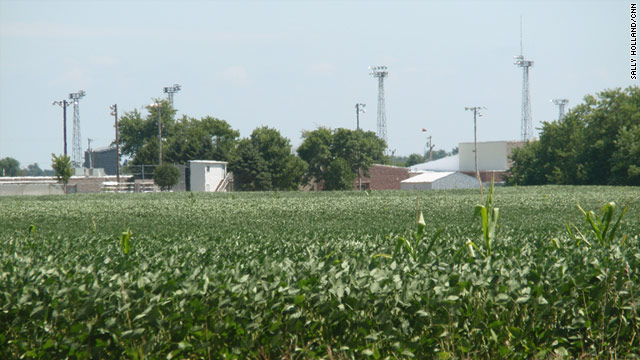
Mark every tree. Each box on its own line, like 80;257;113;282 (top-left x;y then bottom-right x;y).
51;154;72;193
153;163;181;191
117;100;176;165
507;86;640;186
298;127;385;189
230;139;273;191
165;116;239;165
24;163;44;176
232;126;307;191
405;153;425;167
0;157;21;176
324;157;355;190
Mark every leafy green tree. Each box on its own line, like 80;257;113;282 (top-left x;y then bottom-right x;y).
153;163;181;191
0;157;21;176
508;86;640;186
324;157;355;190
297;127;386;189
51;153;72;193
24;163;44;176
165;116;239;165
117;100;176;165
230;139;273;191
405;153;425;167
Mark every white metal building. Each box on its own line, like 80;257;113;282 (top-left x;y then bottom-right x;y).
189;160;228;192
401;171;479;190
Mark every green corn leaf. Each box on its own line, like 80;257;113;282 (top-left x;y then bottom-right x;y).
607;200;629;244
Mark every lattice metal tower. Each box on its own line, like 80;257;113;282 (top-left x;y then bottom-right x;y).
552;99;569;120
369;66;388;144
514;18;534;142
69;90;86;167
163;84;181;108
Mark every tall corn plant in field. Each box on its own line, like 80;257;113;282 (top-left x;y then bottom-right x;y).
568;200;631;247
471;178;499;257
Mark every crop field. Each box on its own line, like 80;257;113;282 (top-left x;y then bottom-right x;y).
1;186;639;359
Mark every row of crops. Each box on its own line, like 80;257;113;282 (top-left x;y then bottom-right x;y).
1;186;639;359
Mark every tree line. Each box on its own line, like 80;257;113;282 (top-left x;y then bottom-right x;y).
116;101;387;191
507;86;639;186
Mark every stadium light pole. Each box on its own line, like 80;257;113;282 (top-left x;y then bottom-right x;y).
52;100;71;156
355;103;366;190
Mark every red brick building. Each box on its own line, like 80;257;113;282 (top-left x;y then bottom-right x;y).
355;164;410;190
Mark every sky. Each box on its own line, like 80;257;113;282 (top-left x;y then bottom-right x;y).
0;0;635;169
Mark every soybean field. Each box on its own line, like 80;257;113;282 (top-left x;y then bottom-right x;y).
1;186;639;359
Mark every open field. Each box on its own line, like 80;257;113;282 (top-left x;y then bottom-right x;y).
1;186;639;359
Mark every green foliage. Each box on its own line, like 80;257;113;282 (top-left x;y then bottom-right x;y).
323;157;354;190
472;179;499;257
119;229;132;255
152;163;181;191
508;86;640;186
576;200;630;246
165;116;239;165
0;156;21;176
298;127;386;189
231;127;306;191
0;187;639;359
405;153;425;167
50;153;72;188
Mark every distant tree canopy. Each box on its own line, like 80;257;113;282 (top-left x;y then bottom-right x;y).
117;101;239;166
297;127;386;189
230;127;307;191
0;157;21;176
508;86;640;186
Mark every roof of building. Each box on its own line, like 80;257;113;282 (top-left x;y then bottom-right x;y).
409;155;459;172
188;160;228;165
401;171;456;184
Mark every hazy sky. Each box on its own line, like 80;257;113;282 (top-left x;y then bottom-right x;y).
0;0;635;169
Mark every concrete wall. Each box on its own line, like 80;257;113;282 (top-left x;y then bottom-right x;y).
0;183;65;196
189;161;227;192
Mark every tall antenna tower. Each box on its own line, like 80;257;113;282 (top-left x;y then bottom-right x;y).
163;84;181;108
369;66;388;144
551;99;569;120
69;90;86;168
514;17;534;142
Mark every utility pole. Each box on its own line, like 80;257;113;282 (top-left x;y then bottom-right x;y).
421;128;435;161
355;103;366;190
87;138;93;169
465;106;485;182
110;104;120;186
52;100;71;156
150;102;163;165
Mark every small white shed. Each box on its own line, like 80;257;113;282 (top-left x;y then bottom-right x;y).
189;160;228;192
401;171;479;190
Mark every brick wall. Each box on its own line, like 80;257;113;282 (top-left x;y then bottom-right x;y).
356;164;410;190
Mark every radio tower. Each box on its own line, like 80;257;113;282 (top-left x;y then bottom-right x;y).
69;90;86;168
514;18;534;142
369;66;388;144
551;99;569;120
163;84;181;108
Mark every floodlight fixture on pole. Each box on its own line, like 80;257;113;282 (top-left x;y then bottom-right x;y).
150;102;163;165
69;90;86;168
163;84;181;108
465;106;486;182
551;99;569;120
110;104;120;186
421;128;434;161
355;103;366;131
369;66;388;145
52;100;71;156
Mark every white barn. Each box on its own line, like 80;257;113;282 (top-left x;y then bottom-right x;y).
189;160;228;192
401;171;479;190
